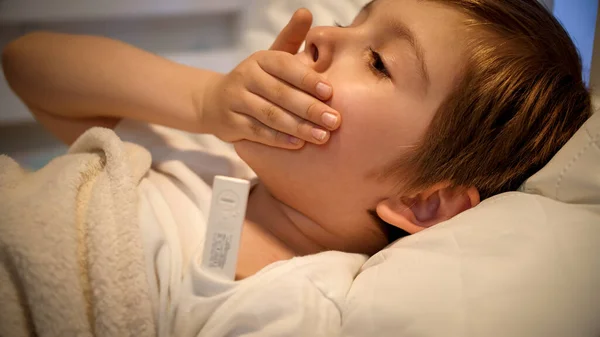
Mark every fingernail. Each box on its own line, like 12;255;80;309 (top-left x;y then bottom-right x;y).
312;128;328;141
321;112;338;129
289;135;301;145
316;82;332;99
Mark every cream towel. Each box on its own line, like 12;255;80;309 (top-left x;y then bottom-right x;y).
0;128;155;337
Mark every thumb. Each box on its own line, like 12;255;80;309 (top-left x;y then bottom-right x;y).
269;8;313;53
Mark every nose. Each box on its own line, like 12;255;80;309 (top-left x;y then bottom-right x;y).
303;26;338;73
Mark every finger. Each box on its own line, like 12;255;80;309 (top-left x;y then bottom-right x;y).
235;113;307;150
241;91;330;144
270;8;313;54
256;51;334;101
246;64;341;131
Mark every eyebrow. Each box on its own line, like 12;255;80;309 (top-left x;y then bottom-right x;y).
362;0;431;87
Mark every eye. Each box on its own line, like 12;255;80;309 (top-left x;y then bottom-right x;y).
369;47;391;79
333;21;391;79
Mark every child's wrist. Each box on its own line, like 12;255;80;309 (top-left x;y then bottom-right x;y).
196;72;225;135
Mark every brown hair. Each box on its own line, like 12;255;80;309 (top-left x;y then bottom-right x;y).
383;0;591;201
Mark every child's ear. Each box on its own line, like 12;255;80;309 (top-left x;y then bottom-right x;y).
376;184;480;235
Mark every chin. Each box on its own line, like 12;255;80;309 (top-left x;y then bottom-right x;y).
234;140;295;188
233;139;331;207
233;140;288;176
234;140;316;176
234;130;349;188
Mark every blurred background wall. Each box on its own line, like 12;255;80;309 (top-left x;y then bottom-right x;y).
0;0;597;168
0;0;247;167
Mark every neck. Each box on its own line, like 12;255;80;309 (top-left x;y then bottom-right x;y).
235;183;327;279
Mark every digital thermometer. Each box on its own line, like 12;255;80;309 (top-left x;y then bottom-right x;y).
200;175;250;280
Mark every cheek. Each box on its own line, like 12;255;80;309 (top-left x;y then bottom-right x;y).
326;84;428;171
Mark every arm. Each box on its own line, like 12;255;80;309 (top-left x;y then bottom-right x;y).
2;31;220;144
2;10;339;149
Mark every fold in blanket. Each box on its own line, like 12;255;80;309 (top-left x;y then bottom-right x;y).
0;128;155;337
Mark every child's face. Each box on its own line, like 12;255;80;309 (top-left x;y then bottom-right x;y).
235;0;469;253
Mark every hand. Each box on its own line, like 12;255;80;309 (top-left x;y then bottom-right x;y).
200;9;341;149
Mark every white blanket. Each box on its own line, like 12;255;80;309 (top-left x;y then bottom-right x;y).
0;128;155;337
